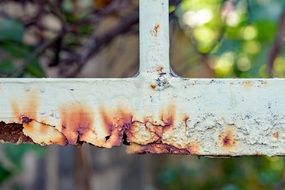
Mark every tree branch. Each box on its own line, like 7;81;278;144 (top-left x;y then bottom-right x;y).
65;11;139;77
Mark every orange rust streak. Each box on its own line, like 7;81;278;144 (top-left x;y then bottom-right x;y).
219;127;236;148
160;104;176;131
10;92;39;132
11;101;20;122
60;103;94;145
99;105;113;135
25;93;39;120
99;105;133;146
22;123;33;133
116;107;133;127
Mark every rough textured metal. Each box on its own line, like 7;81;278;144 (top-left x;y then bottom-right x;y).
0;0;284;156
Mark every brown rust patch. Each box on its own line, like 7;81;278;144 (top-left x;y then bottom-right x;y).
0;122;33;144
156;66;164;74
160;104;176;131
99;105;133;147
219;127;236;149
21;116;35;133
11;91;39;130
150;23;160;37
242;80;253;88
127;142;198;154
60;103;94;144
150;83;157;90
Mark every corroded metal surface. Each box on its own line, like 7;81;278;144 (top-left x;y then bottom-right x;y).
0;78;284;156
0;0;284;156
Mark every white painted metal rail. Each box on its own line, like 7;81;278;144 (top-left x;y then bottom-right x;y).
0;0;284;156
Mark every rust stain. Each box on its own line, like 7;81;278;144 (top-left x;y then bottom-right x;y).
242;80;253;88
11;91;39;132
156;66;164;74
150;23;160;37
160;103;175;131
99;105;113;136
127;142;199;155
60;103;94;145
6;98;199;154
0;122;33;144
273;132;279;140
21;116;34;133
150;83;157;90
219;126;236;149
99;103;178;149
10;92;68;146
99;105;133;147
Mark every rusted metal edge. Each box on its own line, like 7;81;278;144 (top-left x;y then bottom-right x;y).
0;78;284;156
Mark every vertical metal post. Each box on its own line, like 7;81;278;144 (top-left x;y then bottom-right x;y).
139;0;170;75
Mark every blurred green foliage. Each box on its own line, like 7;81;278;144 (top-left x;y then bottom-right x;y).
158;157;285;190
0;144;44;185
0;19;45;77
175;0;285;77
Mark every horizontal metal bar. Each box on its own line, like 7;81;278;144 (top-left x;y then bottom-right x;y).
0;77;284;156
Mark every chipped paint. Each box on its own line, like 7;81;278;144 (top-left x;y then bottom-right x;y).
150;23;160;37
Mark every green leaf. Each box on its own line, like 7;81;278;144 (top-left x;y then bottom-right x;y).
0;19;24;42
254;20;277;43
1;42;31;58
0;59;15;73
4;144;45;170
0;165;11;184
26;59;46;78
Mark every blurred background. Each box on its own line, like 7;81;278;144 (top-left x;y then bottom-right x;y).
0;0;285;189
